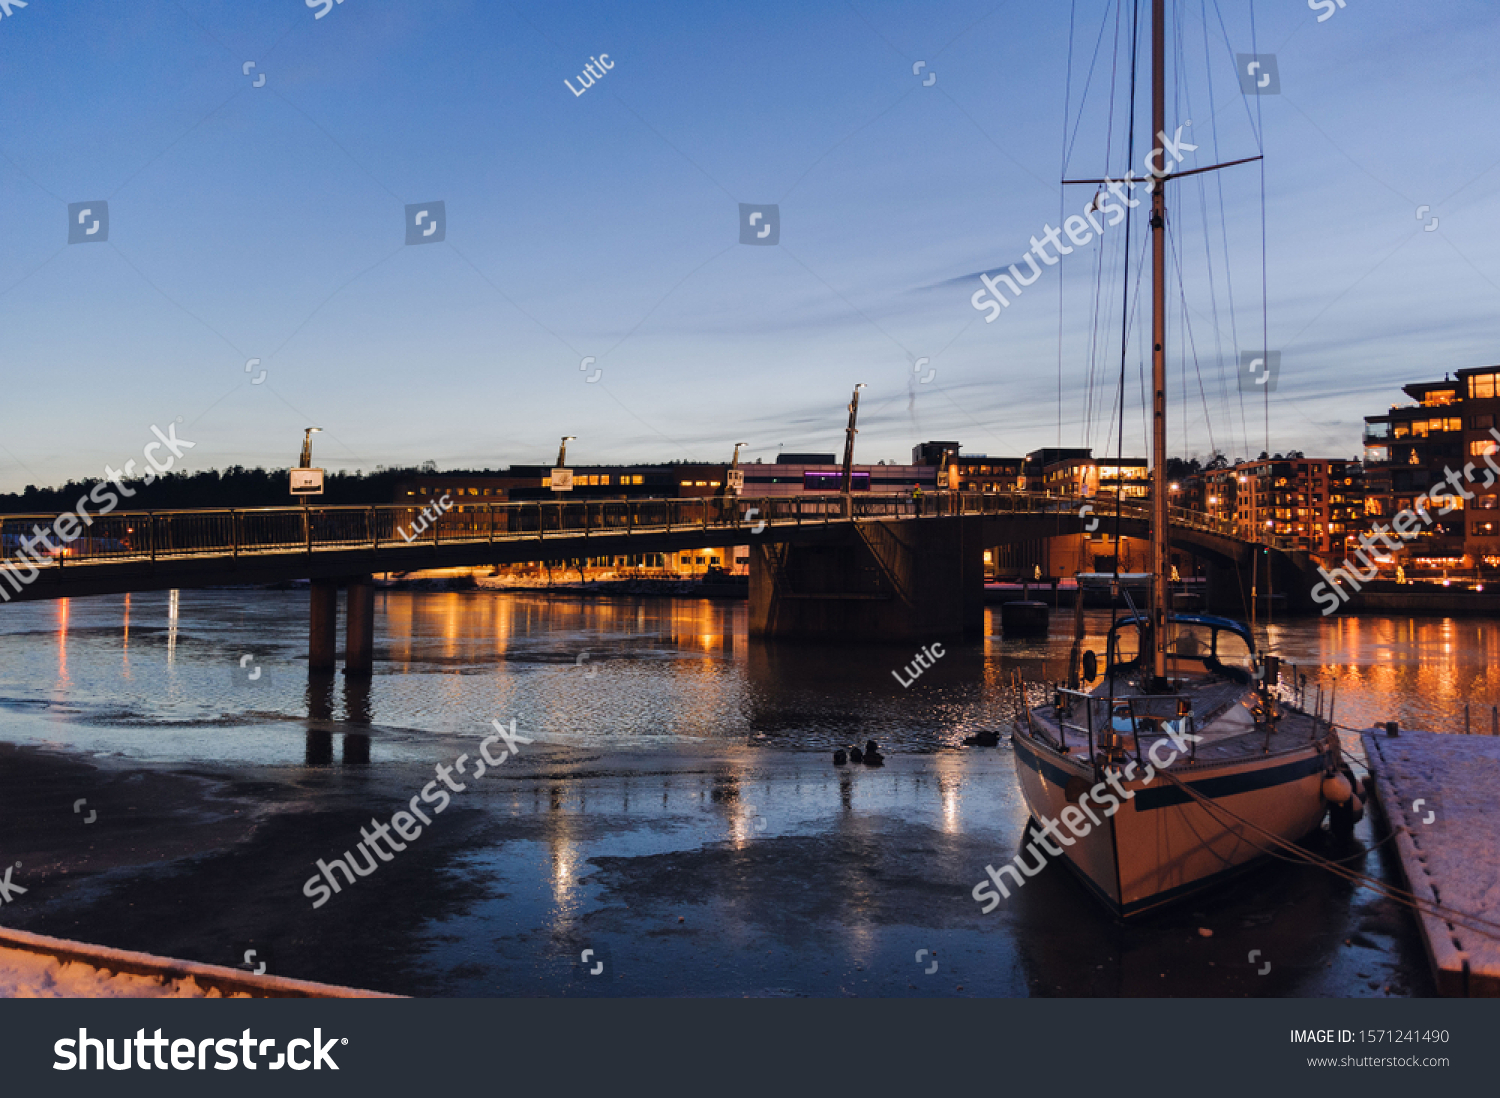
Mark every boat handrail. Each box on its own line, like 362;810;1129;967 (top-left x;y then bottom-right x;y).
1053;688;1199;767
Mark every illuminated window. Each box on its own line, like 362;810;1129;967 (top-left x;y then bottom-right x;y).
1425;388;1458;406
1468;374;1499;400
600;475;611;485
1471;439;1500;457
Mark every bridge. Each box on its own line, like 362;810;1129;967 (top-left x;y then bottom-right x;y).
0;492;1313;671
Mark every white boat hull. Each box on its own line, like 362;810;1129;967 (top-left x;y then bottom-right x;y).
1011;725;1328;917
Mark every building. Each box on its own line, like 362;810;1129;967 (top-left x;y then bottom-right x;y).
911;442;1024;492
1213;455;1364;556
1041;454;1149;499
1362;370;1496;572
739;456;934;497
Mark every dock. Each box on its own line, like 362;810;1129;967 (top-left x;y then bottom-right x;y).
1362;727;1500;996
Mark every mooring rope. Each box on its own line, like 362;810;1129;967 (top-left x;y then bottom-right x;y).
1152;767;1500;943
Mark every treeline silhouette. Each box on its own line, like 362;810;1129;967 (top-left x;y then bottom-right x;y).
0;464;497;513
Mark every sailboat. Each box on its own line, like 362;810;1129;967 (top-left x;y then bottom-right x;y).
1008;0;1358;918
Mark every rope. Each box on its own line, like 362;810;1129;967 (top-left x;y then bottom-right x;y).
1151;766;1500;943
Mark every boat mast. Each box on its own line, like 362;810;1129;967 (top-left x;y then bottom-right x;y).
1149;0;1169;685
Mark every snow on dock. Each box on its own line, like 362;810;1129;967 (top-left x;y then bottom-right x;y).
0;926;396;998
1362;728;1500;996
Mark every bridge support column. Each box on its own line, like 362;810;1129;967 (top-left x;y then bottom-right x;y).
750;517;982;641
345;576;375;677
309;580;338;671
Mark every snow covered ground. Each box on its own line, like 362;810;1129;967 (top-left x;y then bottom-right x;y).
0;946;247;998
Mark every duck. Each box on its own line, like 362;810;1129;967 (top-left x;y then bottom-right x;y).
862;739;884;766
962;730;1001;747
833;748;848;765
848;745;864;764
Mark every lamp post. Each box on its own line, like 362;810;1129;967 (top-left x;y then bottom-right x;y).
725;442;747;497
299;427;322;469
550;436;576;494
292;427;324;508
840;384;866;516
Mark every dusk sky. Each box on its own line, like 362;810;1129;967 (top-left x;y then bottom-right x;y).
1;0;1496;493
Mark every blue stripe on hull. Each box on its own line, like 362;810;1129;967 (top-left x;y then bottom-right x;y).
1011;730;1324;812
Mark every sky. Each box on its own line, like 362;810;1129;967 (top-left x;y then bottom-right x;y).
1;0;1497;493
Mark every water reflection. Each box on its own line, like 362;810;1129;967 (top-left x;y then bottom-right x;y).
0;591;1497;767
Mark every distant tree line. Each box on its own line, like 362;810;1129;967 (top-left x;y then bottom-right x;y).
0;463;497;514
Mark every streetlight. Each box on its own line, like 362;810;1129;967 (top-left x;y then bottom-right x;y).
840;384;867;507
556;435;576;467
292;428;325;506
299;427;323;469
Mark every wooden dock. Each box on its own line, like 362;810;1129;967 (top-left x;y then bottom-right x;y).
1362;727;1500;997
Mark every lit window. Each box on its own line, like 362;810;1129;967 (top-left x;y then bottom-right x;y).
1469;374;1498;400
1471;439;1500;457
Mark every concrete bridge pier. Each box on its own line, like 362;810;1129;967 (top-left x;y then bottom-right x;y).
345;577;376;677
308;576;377;675
749;517;983;641
1204;552;1321;617
309;580;339;671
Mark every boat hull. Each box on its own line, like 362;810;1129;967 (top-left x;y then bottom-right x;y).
1010;725;1328;918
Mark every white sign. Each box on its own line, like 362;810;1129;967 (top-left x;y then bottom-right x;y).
549;468;574;492
290;468;325;496
727;469;745;492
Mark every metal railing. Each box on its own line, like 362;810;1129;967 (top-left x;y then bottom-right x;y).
1054;686;1199;770
0;491;1271;579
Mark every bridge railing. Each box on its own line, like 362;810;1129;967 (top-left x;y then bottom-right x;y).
0;492;1268;578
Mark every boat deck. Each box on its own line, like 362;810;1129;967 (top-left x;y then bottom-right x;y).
1029;673;1328;769
1362;728;1500;997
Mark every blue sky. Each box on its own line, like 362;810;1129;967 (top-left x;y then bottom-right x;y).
1;0;1497;492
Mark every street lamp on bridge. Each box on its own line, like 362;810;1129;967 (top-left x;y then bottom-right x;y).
840;384;867;512
291;428;325;502
299;427;323;469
